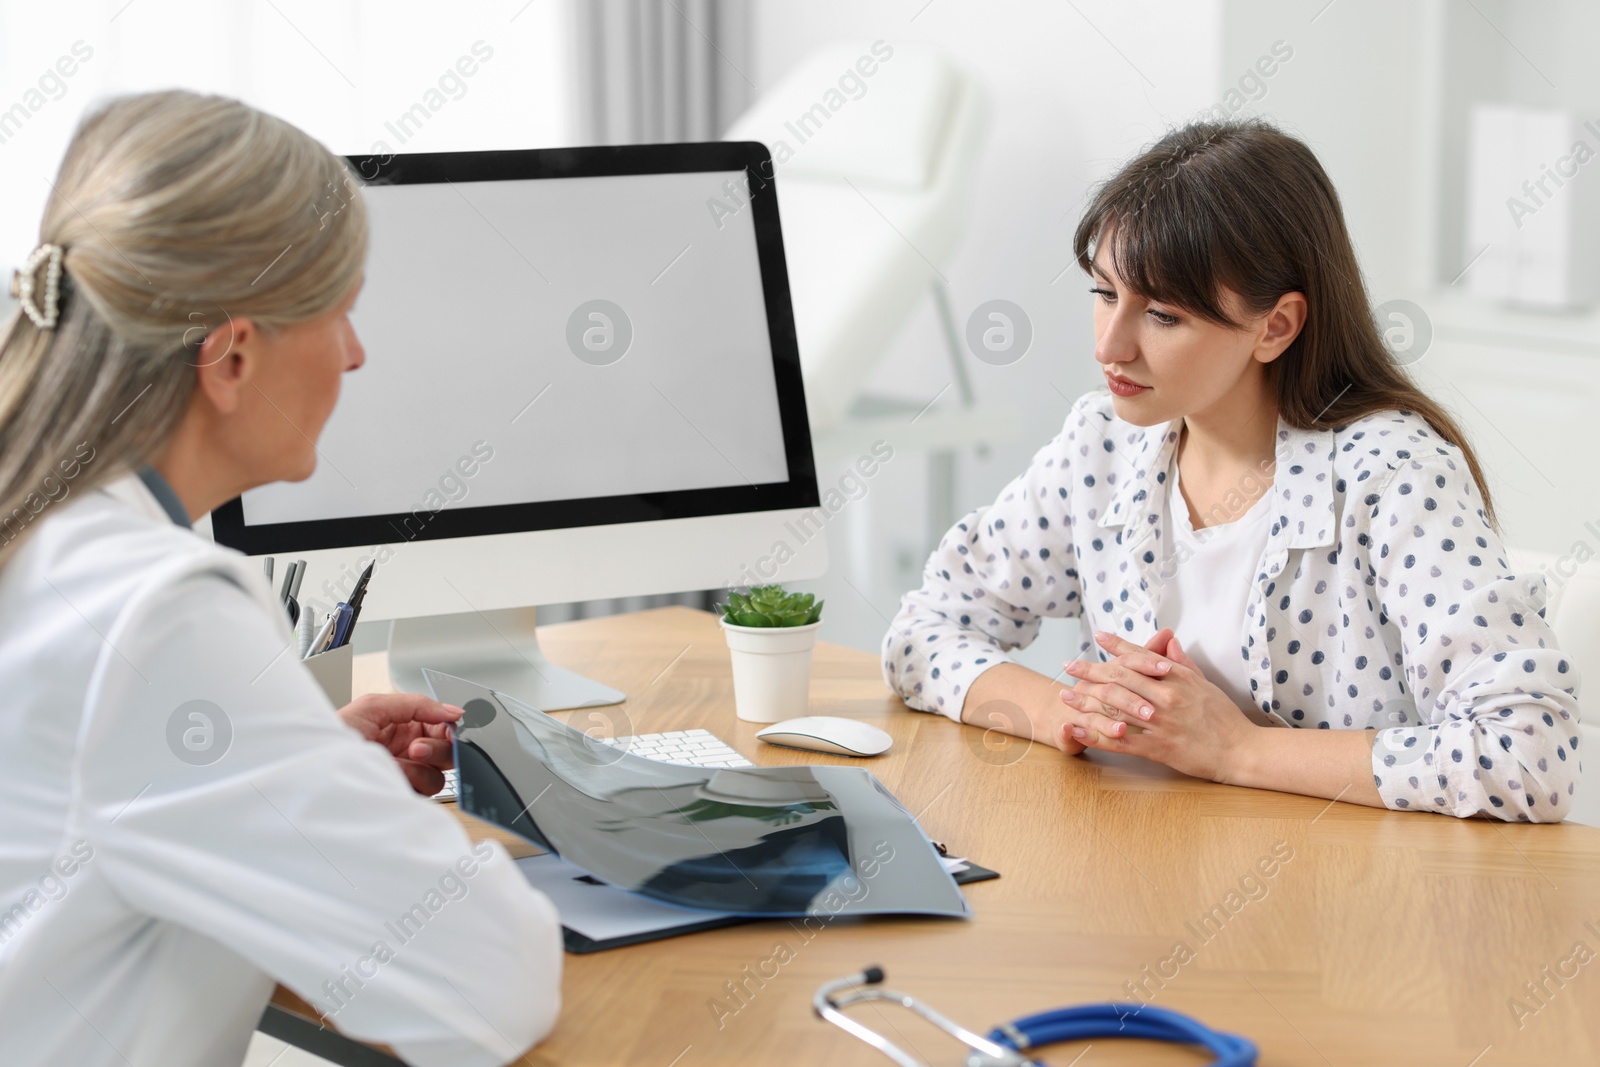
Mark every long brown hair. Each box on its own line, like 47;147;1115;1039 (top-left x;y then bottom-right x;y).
1072;115;1497;529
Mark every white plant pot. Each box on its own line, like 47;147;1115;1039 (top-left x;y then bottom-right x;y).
720;618;822;724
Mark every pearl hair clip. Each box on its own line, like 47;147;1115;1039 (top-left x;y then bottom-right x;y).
9;243;65;330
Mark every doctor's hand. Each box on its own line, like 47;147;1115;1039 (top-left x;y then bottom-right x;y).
1058;630;1258;782
339;693;464;797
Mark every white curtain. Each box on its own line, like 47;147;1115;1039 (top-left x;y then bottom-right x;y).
572;0;752;145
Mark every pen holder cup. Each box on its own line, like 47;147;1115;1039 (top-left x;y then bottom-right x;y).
304;643;353;707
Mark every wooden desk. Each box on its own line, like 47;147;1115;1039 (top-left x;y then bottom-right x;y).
273;606;1600;1066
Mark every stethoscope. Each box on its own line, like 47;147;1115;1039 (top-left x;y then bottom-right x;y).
814;967;1258;1067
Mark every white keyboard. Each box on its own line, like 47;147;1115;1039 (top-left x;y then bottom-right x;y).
435;728;751;801
596;728;755;768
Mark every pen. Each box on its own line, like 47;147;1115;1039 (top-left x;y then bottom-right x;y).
281;560;304;626
331;602;355;650
277;559;295;606
296;601;315;658
305;611;338;659
263;556;275;586
346;562;375;631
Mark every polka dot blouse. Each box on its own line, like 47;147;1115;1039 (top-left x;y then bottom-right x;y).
882;389;1582;821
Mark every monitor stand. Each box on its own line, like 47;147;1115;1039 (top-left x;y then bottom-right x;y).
387;607;626;711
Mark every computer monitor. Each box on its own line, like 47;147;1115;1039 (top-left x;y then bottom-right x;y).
209;143;826;710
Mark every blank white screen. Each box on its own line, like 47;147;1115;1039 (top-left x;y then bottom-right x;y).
242;169;790;525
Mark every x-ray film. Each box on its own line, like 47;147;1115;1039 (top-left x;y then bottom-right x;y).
424;670;969;919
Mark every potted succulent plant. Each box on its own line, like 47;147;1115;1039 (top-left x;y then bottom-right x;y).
716;585;824;723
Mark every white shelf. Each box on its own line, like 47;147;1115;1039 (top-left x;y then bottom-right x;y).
1422;286;1600;357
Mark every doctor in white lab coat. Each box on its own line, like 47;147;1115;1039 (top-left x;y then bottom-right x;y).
0;91;562;1066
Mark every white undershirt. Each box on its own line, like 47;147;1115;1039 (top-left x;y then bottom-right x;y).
1160;462;1275;724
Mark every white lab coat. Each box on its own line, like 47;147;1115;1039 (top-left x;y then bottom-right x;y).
0;473;563;1066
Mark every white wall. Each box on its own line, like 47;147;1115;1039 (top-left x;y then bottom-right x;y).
1220;0;1434;298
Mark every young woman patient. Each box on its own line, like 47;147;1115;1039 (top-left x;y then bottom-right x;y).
883;117;1580;821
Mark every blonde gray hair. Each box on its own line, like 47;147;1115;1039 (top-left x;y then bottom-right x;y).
0;89;367;562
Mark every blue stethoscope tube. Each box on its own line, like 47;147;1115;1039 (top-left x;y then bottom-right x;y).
815;967;1258;1067
988;1002;1257;1066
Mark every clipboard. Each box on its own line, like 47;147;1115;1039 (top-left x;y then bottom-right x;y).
516;851;1001;954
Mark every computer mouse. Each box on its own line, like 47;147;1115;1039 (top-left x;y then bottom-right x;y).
755;716;893;757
